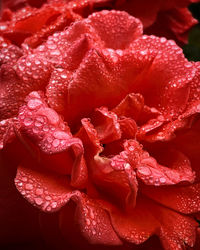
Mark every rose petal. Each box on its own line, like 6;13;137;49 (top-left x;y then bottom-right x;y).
112;93;144;121
141;183;200;214
172;118;200;181
0;117;19;150
152;199;197;249
103;196;197;248
15;162;74;212
91;107;121;144
129;35;196;120
60;194;122;245
104;197;159;245
0;36;10;49
145;7;198;44
137;149;195;186
2;2;78;46
76;118;103;156
18;91;87;181
85;10;143;49
0;51;52;120
93;154;138;209
118;117;137;140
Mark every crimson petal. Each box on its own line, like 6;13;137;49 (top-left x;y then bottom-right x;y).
15;162;74;212
141;183;200;214
60;194;122;245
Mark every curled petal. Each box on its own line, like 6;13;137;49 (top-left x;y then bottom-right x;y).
18;91;87;186
72;195;122;245
103;196;197;248
0;117;19;150
85;10;143;49
93;154;138;209
91;107;121;144
141;183;200;214
145;7;198;44
15;162;74;212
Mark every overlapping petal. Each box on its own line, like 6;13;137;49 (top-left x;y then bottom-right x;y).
0;7;199;250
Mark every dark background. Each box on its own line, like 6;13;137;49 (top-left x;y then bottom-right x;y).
183;2;200;61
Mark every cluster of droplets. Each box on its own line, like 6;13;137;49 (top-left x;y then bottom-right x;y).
0;36;10;49
18;91;73;154
46;67;70;113
159;213;196;249
16;54;51;83
122;228;150;245
15;170;70;212
79;198;121;244
175;185;200;214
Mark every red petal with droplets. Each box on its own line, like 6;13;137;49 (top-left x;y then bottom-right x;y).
85;10;143;49
141;183;200;214
18;91;87;182
93;153;138;209
103;196;197;248
0;48;52;121
103;197;159;245
91;107;121;144
60;194;122;246
145;7;198;44
173;118;200;181
1;2;80;46
129;35;195;120
112;93;144;121
137;149;195;186
15;161;74;212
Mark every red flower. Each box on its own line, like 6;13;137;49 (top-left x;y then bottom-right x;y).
0;7;200;250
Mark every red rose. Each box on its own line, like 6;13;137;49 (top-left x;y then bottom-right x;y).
1;7;200;250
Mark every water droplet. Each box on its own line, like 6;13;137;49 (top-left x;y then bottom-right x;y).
33;127;39;134
138;166;152;176
34;197;43;205
160;37;166;43
92;220;96;226
35;188;43;195
35;120;43;127
53;131;69;140
28;99;42;110
50;50;60;56
51;202;57;208
22;177;28;182
124;163;131;170
33;74;39;79
26;61;31;67
45;195;51;201
89;209;95;219
47;44;57;50
43;125;49;132
129;146;135;151
24;117;33;126
35;60;41;65
140;49;148;55
86;218;91;226
159;177;166;183
61;73;67;79
53;139;60;147
25;183;33;190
